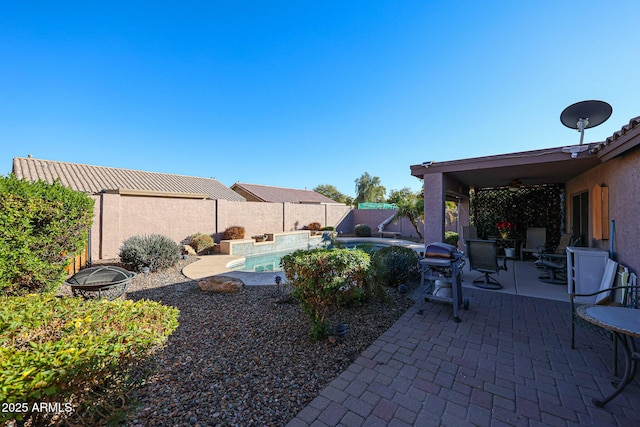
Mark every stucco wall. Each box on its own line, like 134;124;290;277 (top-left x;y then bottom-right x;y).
90;195;351;260
422;172;445;244
217;199;283;239
91;193;217;260
565;145;640;273
350;209;423;240
89;193;428;261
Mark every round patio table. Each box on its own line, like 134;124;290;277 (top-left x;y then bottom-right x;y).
576;305;640;407
65;266;136;300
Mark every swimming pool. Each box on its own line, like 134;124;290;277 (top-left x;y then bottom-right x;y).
228;250;294;272
227;238;418;272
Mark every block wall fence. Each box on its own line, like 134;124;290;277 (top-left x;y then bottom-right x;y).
88;194;423;261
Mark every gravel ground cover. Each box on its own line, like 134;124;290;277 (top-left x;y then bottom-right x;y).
83;259;417;426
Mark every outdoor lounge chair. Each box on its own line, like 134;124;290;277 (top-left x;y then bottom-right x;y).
536;234;581;283
466;239;507;290
520;227;546;261
570;262;639;375
533;233;578;267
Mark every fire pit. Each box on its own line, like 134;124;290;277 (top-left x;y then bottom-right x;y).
65;266;136;300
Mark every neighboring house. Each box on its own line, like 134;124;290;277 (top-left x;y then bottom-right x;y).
231;182;340;204
410;115;640;274
9;157;352;263
12;156;245;201
11;157;245;263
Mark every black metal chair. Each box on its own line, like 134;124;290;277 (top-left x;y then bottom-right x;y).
570;264;639;375
466;239;507;290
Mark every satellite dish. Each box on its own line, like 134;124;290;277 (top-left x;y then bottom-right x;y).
560;100;612;145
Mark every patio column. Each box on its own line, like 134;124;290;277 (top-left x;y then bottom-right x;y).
423;172;445;244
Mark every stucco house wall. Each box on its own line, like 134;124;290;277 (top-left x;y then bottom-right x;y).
565;144;640;273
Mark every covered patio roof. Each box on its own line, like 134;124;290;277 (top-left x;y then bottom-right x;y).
410;144;602;190
410;115;640;190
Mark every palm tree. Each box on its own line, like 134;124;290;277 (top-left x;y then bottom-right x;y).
392;192;424;240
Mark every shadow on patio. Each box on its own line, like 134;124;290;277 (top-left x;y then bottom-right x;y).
461;258;570;303
287;258;639;426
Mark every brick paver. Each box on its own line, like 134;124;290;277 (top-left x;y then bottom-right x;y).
286;287;640;426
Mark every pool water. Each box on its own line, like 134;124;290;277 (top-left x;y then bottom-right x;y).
230;250;293;272
229;242;392;272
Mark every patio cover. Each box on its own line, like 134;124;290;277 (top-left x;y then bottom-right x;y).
410;116;640;245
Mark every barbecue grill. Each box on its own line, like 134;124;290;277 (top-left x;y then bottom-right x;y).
418;242;469;322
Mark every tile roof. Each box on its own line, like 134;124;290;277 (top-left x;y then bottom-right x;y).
231;182;339;204
11;157;246;201
589;115;640;157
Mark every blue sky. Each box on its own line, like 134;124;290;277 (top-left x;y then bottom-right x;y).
2;1;638;198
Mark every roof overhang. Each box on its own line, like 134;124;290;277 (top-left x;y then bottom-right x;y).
410;145;602;189
410;116;640;191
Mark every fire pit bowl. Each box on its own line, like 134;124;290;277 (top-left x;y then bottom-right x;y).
65;266;136;300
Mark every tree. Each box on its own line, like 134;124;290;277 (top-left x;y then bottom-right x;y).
354;172;386;204
387;187;416;205
313;184;353;205
389;188;424;240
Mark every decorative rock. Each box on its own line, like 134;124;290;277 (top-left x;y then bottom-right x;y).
183;245;197;256
198;276;244;293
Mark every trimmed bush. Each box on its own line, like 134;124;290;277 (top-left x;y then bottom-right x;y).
444;231;459;247
280;248;370;340
0;175;94;295
0;294;179;424
188;232;215;253
368;246;420;288
307;222;322;231
321;226;335;231
354;224;371;237
118;234;181;272
223;226;245;240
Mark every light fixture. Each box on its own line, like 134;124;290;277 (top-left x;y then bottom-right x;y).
508;180;521;192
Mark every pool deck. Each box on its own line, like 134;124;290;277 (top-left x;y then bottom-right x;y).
182;254;283;285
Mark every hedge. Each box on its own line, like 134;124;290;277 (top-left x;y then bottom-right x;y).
0;294;179;424
0;175;94;295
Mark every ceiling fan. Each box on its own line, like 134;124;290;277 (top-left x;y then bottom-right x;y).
507;179;535;193
560;100;612;158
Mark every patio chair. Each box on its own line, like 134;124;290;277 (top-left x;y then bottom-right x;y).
533;233;576;265
466;239;507;290
570;262;639;375
520;227;546;261
535;234;581;283
462;226;478;240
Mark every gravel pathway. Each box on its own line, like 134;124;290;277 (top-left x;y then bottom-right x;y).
106;259;416;426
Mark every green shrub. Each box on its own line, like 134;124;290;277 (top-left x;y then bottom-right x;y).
0;294;179;424
223;226;245;240
188;232;215;253
444;231;459;247
368;246;420;288
354;224;372;237
321;226;335;231
307;222;322;231
280;248;370;340
118;234;181;272
0;175;94;295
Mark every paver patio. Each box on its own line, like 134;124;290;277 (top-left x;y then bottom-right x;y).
286;261;640;426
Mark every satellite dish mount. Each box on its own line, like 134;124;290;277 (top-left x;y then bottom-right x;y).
560;100;612;158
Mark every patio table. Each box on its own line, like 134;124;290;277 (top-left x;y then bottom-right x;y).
576;305;640;407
